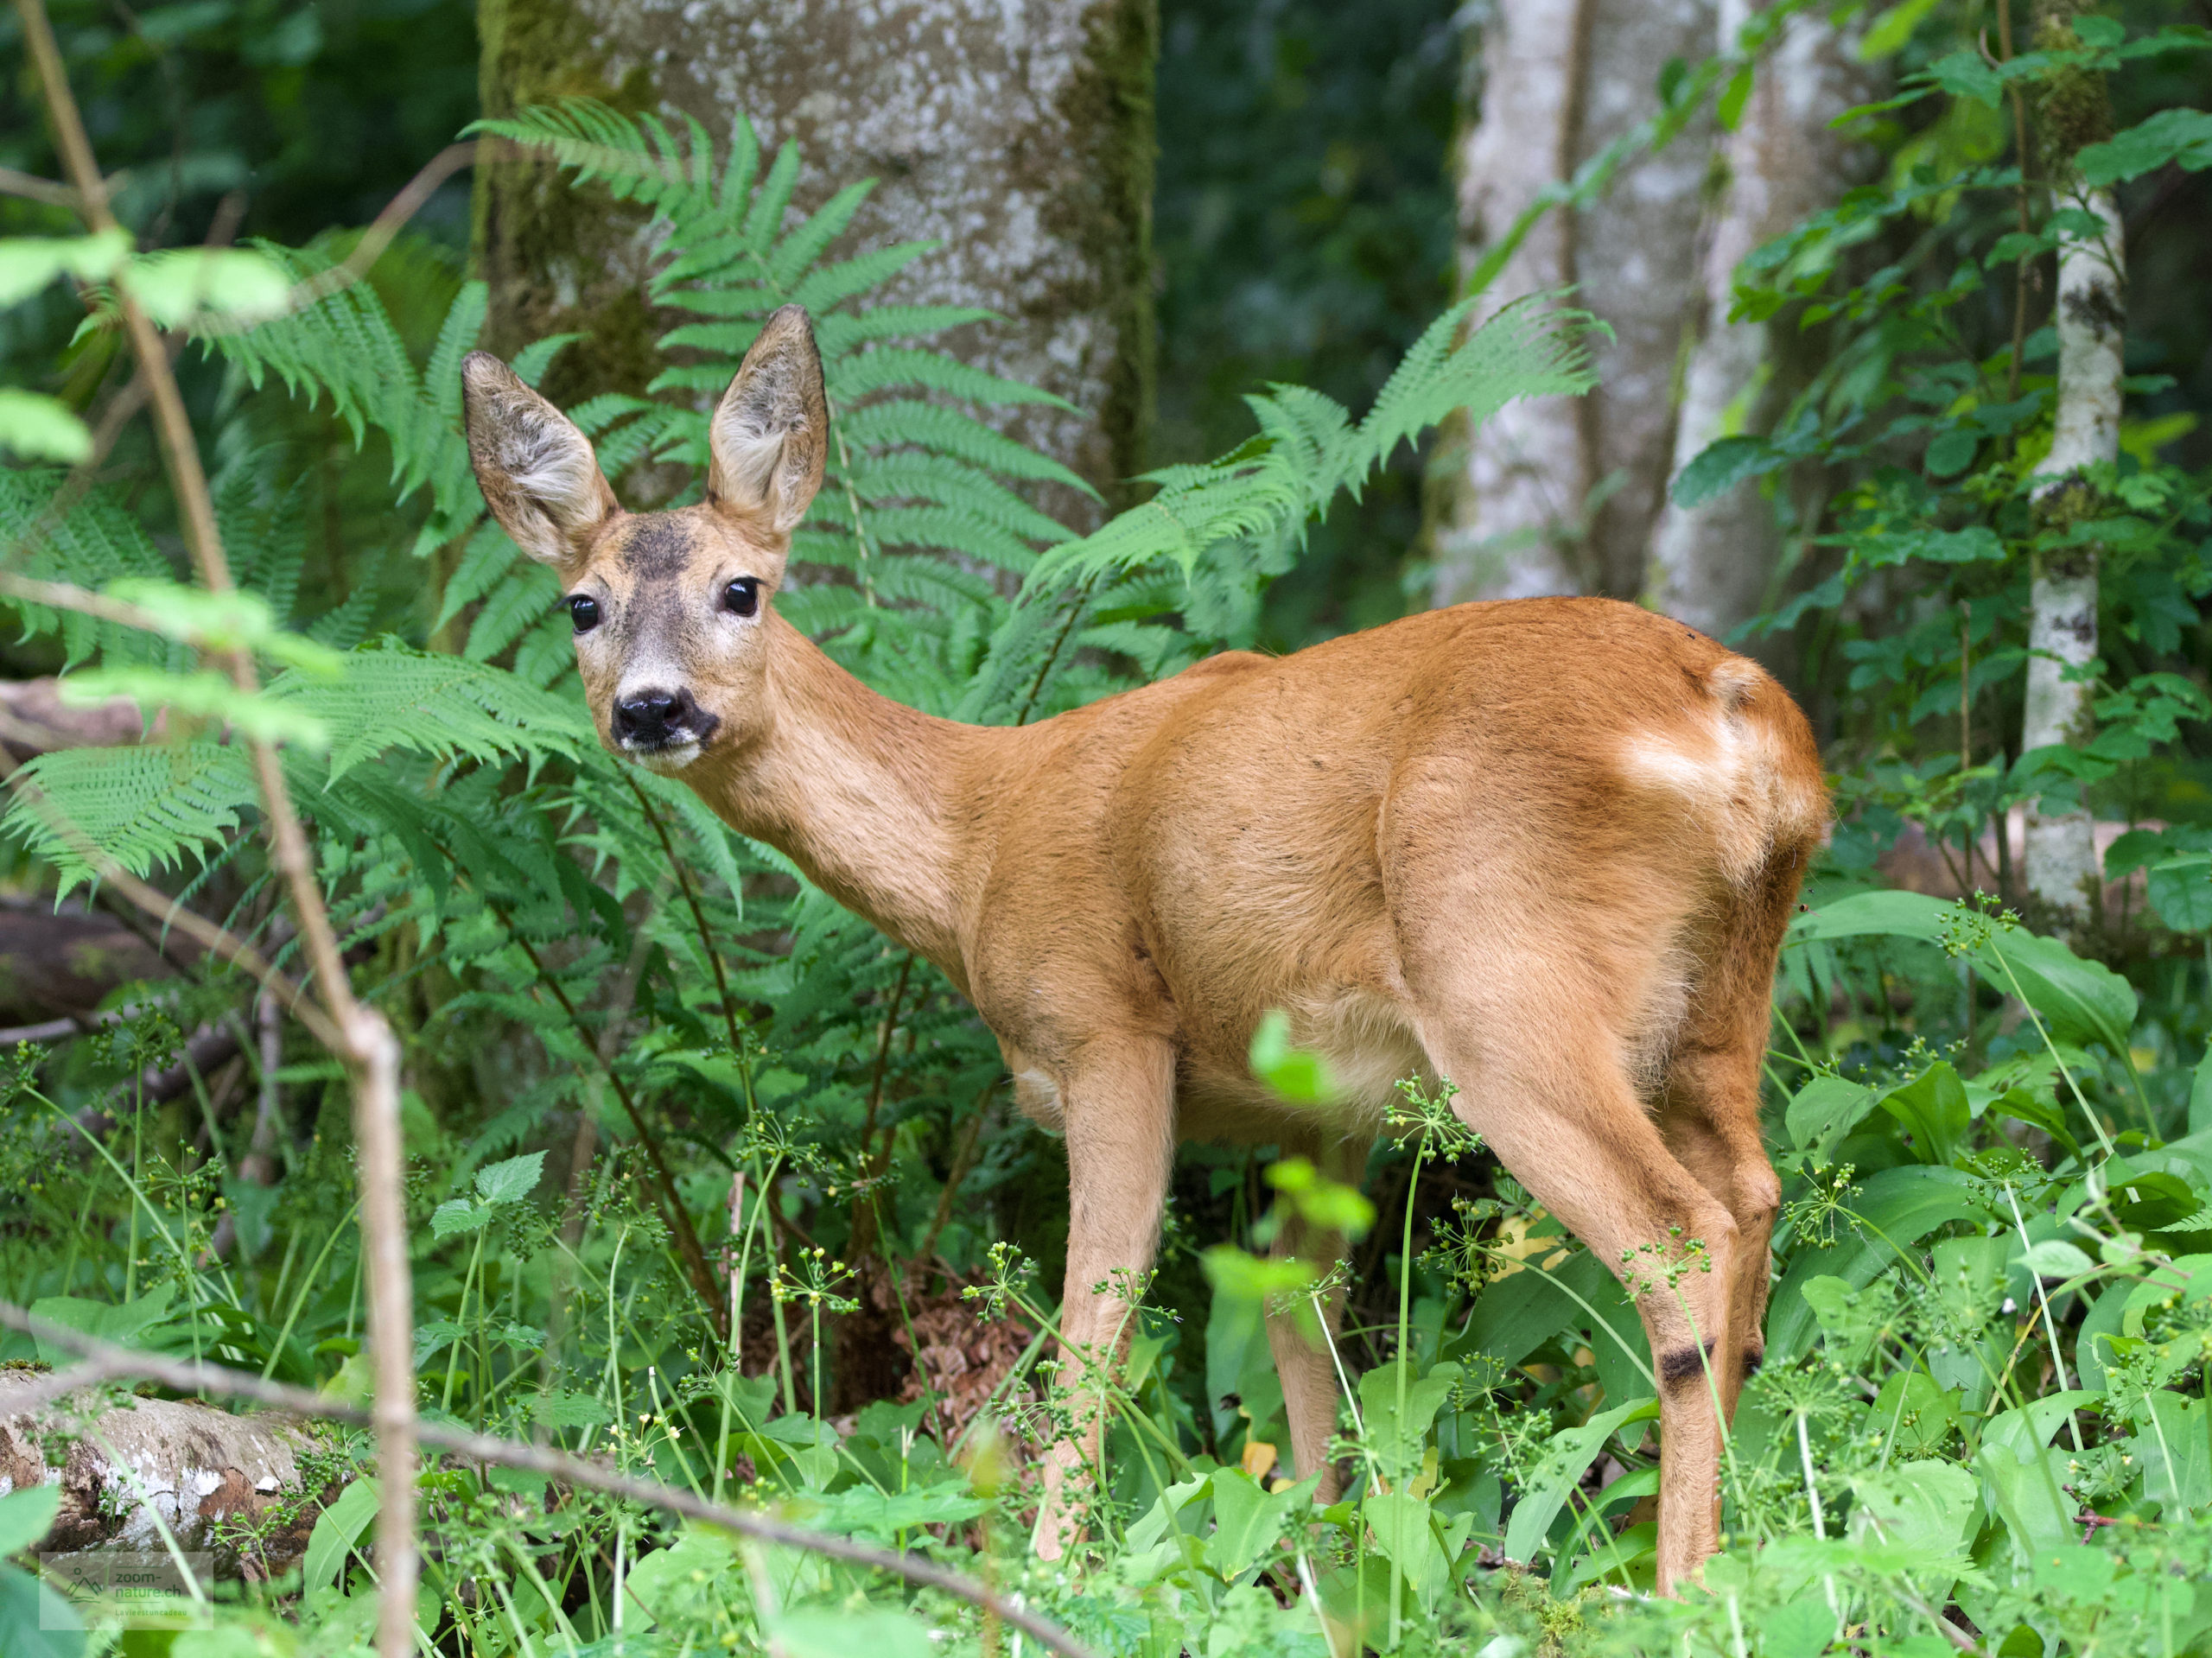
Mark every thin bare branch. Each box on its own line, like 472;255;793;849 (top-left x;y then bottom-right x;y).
15;3;419;1648
0;164;92;208
0;1305;1102;1658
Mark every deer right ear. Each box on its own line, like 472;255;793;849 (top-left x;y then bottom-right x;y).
461;353;619;566
707;304;827;535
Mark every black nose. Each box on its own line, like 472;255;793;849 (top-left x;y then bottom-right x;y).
613;687;696;746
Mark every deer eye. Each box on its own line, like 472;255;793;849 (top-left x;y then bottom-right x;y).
568;594;601;634
724;578;760;618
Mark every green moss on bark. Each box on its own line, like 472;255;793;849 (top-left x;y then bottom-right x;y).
472;0;659;409
2032;0;2115;168
1059;0;1159;503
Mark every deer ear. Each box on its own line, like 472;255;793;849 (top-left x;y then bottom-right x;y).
707;304;826;535
461;353;619;566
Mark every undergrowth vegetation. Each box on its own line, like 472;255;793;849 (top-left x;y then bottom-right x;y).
4;4;2212;1656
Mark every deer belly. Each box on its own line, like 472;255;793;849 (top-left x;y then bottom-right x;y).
1173;982;1433;1144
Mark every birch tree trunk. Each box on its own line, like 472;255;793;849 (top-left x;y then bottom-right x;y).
1644;3;1874;641
2021;0;2123;927
1427;0;1713;606
474;0;1157;525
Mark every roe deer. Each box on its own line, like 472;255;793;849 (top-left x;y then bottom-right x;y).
461;304;1829;1593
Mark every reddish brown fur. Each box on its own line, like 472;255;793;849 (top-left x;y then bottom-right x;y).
462;306;1830;1592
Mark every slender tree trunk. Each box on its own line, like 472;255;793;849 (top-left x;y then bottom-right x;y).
474;0;1157;526
1644;3;1875;643
2021;0;2123;928
1427;0;1713;606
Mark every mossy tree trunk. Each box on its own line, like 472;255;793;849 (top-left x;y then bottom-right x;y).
474;0;1158;528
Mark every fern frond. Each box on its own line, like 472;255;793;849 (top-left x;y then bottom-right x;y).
3;742;256;894
463;566;561;663
289;645;594;780
427;283;490;426
829;347;1076;410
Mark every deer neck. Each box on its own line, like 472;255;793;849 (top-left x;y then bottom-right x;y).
688;613;993;985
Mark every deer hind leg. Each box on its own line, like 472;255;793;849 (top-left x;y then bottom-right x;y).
1655;867;1804;1419
1654;1048;1779;1421
1030;1034;1176;1563
1263;1132;1370;1503
1415;997;1741;1597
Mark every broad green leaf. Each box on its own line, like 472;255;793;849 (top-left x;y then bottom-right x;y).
1977;1439;2075;1558
2128;1392;2212;1517
1848;1458;1977;1577
1981;1391;2101;1465
473;1150;546;1205
1366;1490;1464;1609
1859;0;1942;59
1785;1074;1879;1163
429;1200;491;1238
0;391;92;463
1357;1361;1462;1483
524;1389;608;1428
1788;891;2137;1052
1205;1466;1316;1582
121;247;292;326
1501;1395;1658;1565
1768;1166;1992;1364
807;1479;990;1539
2014;1238;2094;1280
59;667;328;749
1879;1061;1970;1165
1669;435;1782;507
772;1608;934;1658
0;1566;85;1658
2148;856;2212;932
2078;107;2212;186
29;1285;176;1363
0;1486;60;1556
302;1477;378;1589
620;1524;735;1627
1249;1007;1332;1103
0;229;132;306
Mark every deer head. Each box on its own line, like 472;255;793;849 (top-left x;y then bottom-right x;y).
461;303;828;772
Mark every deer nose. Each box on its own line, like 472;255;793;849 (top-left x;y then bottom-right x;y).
613;687;695;746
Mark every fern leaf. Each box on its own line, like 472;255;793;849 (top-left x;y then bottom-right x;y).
813;305;997;358
836;401;1095;492
829;347;1075;410
3;741;257;895
427;283;490;426
464;565;562;663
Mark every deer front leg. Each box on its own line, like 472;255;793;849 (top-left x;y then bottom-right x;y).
1263;1133;1369;1503
1030;1036;1176;1563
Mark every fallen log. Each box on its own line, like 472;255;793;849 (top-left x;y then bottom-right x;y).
0;1372;319;1578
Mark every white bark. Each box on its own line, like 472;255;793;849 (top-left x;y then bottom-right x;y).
1645;3;1873;639
1429;0;1714;607
2022;182;2124;920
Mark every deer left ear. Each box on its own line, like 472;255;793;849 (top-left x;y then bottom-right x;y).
461;353;620;566
708;304;827;535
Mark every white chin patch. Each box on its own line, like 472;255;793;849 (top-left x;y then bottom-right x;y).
626;741;702;774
